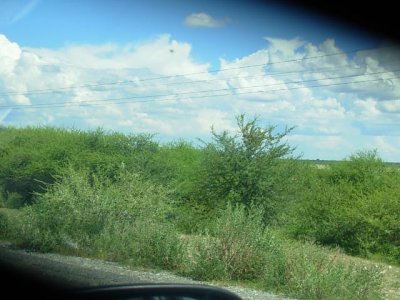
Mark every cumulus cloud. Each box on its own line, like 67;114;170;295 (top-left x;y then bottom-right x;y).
1;33;400;161
0;33;218;135
265;37;305;58
26;35;210;77
184;12;229;28
0;34;21;74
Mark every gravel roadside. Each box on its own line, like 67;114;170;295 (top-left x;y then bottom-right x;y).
0;242;293;300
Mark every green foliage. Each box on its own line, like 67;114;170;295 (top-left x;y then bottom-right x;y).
0;124;395;299
328;150;388;195
3;192;25;209
270;241;384;300
355;186;400;262
179;204;383;299
0;126;165;207
157;140;202;199
179;233;226;281
285;150;400;263
0;210;10;240
194;114;296;219
94;218;182;270
210;203;269;280
0;127;65;206
180;204;275;281
174;201;217;234
6;167;181;269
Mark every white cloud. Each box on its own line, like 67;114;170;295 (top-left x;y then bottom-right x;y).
26;35;210;77
353;98;380;118
372;136;399;154
194;109;235;133
1;34;400;161
288;134;355;160
265;37;305;57
184;12;228;28
378;100;400;113
0;34;21;74
316;136;348;149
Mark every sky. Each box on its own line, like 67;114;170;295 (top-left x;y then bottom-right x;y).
1;0;400;161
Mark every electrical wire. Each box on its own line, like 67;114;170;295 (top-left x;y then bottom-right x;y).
4;59;400;98
3;72;399;110
0;45;397;97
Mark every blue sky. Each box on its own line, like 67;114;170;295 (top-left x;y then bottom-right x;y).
1;0;400;161
1;0;380;66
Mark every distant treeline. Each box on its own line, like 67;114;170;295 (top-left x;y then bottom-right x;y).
302;159;400;167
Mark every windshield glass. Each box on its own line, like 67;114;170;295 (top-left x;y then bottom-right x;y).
0;1;399;300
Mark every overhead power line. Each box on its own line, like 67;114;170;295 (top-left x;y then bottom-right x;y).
2;71;399;110
0;45;397;97
3;58;400;98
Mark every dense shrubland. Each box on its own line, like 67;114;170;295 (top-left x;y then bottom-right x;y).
284;150;400;263
0;116;398;299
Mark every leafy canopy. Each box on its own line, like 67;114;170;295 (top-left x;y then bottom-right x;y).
196;114;295;211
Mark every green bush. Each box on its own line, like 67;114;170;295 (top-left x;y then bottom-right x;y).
0;210;10;240
0;126;165;207
284;150;400;263
194;114;297;221
3;192;25;209
157;141;202;200
6;167;181;269
356;187;400;263
327;150;387;195
174;201;217;234
94;217;182;270
211;203;270;280
179;232;227;281
181;203;272;281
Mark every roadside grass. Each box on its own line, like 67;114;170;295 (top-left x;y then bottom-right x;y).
175;204;384;299
1;204;394;300
0;176;393;300
180;236;388;300
277;241;383;300
0;207;20;241
331;252;400;300
208;256;400;300
382;265;400;300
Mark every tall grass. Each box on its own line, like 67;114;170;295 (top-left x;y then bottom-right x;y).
5;167;181;269
179;204;268;280
271;241;383;299
178;204;383;299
